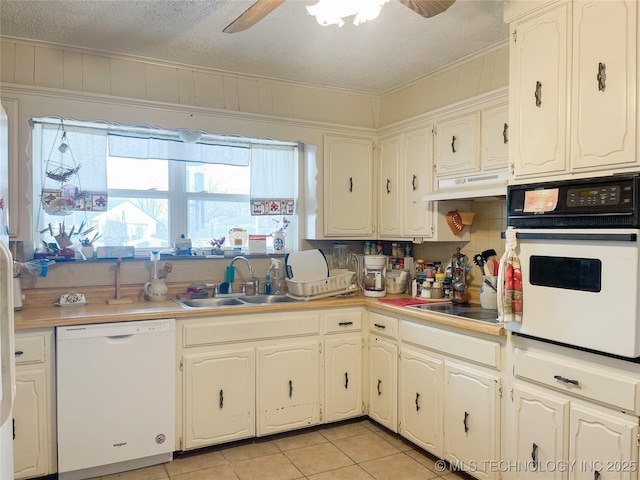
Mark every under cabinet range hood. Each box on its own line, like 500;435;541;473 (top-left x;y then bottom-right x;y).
423;171;508;201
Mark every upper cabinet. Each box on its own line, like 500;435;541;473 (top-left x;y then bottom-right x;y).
324;135;375;237
434;112;480;178
507;0;639;182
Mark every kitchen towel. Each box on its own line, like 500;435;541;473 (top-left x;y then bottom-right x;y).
497;227;523;322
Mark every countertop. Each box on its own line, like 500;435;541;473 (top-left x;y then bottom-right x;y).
15;292;505;337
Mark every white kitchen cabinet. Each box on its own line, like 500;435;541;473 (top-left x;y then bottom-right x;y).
399;346;443;457
402;126;434;237
378;134;402;237
444;362;500;480
434;111;480;178
323;308;364;423
507;0;640;181
14;329;56;480
323;134;375;237
257;340;321;436
481;102;509;171
182;349;255;449
368;336;398;432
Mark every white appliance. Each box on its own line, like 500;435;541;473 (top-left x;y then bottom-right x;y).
363;255;387;298
56;319;175;480
0;98;16;480
505;174;640;359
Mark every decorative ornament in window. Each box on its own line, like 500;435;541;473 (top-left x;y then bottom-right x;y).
251;199;295;216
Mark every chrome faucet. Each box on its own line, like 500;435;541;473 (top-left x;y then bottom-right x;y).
229;256;259;294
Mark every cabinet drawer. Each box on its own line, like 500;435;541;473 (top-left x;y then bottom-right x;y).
369;312;398;340
514;347;640;413
14;335;46;365
401;320;500;369
324;309;363;333
183;313;320;347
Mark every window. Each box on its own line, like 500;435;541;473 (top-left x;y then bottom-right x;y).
32;119;300;255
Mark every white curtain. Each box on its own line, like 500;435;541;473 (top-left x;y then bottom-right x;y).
249;145;296;216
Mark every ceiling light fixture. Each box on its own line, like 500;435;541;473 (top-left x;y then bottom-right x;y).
306;0;391;27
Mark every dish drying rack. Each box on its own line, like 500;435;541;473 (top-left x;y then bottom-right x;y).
286;269;356;301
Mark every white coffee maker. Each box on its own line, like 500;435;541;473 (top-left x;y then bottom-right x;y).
363;255;387;298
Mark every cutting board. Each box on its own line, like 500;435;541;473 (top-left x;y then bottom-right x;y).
284;249;329;282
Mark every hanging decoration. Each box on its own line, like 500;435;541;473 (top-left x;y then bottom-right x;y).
40;121;108;215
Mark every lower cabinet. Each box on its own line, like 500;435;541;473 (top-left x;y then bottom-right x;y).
257;341;320;436
14;329;56;480
368;312;399;433
183;349;255;449
325;335;363;422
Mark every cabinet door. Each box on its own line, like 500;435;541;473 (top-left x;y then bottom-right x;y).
14;368;49;480
510;3;570;179
569;404;638;480
435;112;480;178
369;337;398;432
399;347;443;457
403;126;434;238
571;0;637;171
257;341;320;436
378;135;402;237
325;335;363;422
444;362;500;480
512;384;569;480
324;135;375;237
183;349;255;449
481;103;509;171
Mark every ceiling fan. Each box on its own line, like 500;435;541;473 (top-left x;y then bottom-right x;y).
223;0;456;34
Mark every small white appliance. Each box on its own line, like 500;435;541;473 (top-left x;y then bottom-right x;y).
56;319;175;479
363;255;387;298
505;174;640;359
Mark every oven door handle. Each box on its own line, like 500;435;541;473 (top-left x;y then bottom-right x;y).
514;232;637;242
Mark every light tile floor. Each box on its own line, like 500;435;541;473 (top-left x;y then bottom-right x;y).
92;419;476;480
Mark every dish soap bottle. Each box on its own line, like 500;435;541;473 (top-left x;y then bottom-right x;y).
264;273;272;294
270;258;282;294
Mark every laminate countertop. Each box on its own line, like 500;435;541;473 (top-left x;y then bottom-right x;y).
14;292;505;337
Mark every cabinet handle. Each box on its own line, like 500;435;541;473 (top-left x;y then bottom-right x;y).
14;350;23;357
373;323;386;329
463;411;469;432
338;321;353;326
531;443;538;469
377;379;382;396
594;470;601;480
344;372;349;389
349;177;353;192
554;375;580;387
386;179;391;194
412;174;417;191
597;62;606;91
289;379;293;398
219;389;224;409
535;81;542;107
503;123;509;144
415;392;420;411
451;135;457;153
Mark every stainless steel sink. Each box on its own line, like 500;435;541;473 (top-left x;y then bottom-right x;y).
173;294;301;309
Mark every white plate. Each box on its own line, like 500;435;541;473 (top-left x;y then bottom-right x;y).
55;301;89;307
284;249;329;282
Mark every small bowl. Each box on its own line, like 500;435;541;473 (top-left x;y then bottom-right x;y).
58;292;87;305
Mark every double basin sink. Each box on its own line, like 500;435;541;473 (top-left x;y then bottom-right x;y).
173;294;302;309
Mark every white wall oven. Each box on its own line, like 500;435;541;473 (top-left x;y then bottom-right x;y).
506;174;640;360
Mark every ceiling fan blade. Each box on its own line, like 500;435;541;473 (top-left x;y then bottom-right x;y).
223;0;286;34
397;0;456;19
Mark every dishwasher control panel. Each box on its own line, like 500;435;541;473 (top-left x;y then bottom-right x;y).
57;318;175;340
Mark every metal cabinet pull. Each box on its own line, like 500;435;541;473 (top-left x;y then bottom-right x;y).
219;389;224;409
377;379;382;396
554;375;580;387
289;379;293;398
386;179;391;194
597;62;606;91
373;323;386;329
594;470;601;480
463;411;469;432
14;350;23;357
338;321;353;326
531;443;538;469
535;81;542;107
344;372;349;389
412;175;417;191
451;135;457;153
503;123;509;144
415;392;420;411
349;177;353;192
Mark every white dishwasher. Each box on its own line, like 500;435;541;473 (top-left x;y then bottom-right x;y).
57;318;175;480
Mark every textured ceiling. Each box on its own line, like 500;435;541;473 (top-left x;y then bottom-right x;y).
0;0;509;94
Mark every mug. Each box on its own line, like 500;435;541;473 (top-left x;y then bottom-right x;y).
145;279;168;302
